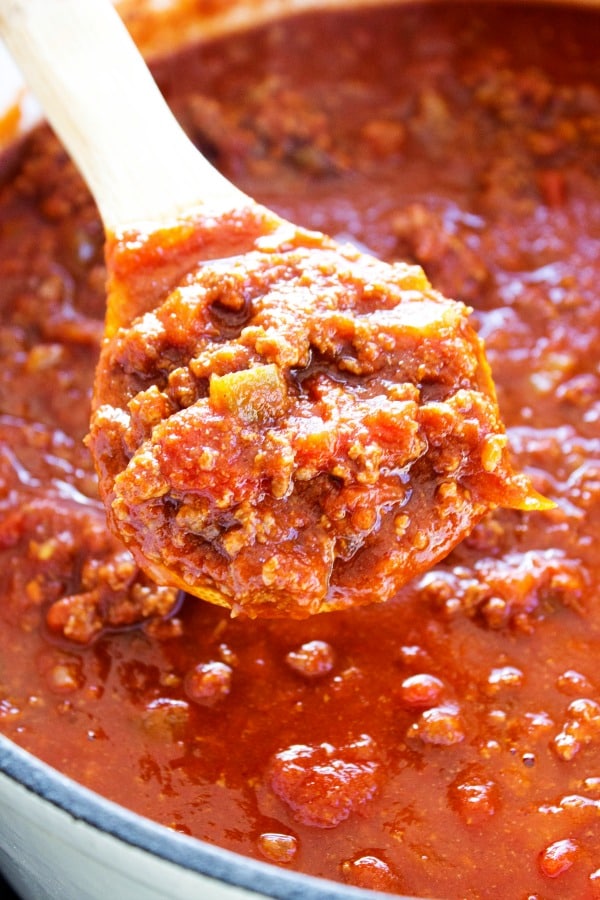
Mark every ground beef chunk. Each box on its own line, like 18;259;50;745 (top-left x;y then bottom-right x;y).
268;734;380;827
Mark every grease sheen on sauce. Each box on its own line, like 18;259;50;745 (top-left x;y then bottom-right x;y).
0;4;599;898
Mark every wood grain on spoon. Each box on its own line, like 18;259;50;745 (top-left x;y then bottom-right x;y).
0;0;554;618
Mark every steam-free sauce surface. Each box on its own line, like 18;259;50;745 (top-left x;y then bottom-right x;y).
0;3;599;897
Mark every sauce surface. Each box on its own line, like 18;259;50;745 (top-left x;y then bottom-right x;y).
1;3;600;897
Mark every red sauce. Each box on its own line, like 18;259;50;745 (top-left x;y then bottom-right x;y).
1;3;600;897
90;213;542;618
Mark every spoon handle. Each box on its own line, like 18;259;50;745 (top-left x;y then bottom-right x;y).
0;0;247;230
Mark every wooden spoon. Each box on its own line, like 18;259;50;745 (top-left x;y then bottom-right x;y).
0;0;552;619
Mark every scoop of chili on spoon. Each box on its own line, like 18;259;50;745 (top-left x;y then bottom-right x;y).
0;0;553;619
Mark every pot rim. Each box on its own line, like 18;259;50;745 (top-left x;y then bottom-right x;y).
0;735;398;900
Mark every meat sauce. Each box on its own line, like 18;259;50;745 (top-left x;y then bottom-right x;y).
90;211;544;619
1;2;599;897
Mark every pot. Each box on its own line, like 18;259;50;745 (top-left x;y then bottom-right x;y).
0;1;597;899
